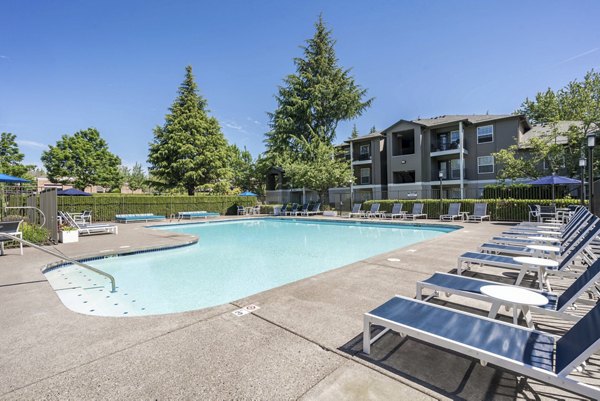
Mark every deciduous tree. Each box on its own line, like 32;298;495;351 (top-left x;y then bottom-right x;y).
0;132;34;178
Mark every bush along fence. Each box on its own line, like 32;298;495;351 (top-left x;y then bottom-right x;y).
363;199;581;221
2;195;257;222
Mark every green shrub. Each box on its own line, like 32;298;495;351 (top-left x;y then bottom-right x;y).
20;222;50;245
364;198;579;221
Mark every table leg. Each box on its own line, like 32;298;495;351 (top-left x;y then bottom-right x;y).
522;306;534;328
515;266;528;286
488;302;501;319
512;304;519;325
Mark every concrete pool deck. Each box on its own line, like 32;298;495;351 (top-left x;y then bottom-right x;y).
1;216;599;400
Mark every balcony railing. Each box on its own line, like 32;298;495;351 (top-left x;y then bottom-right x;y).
357;153;371;161
432;170;466;181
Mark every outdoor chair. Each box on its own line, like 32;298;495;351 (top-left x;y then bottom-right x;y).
384;203;404;219
348;203;363;218
416;258;600;323
278;203;288;216
0;220;23;256
404;203;427;220
302;202;321;216
294;203;309;216
237;205;246;215
61;212;119;235
467;203;490;222
539;205;557;222
439;203;461;221
286;203;298;216
364;203;381;218
363;295;600;400
528;204;540;222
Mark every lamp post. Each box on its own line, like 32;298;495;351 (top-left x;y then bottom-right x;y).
587;132;597;214
580;157;587;206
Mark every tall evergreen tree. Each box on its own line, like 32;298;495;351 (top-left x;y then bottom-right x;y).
265;15;372;160
41;128;122;190
148;66;231;195
350;124;359;139
0;132;34;177
369;125;377;134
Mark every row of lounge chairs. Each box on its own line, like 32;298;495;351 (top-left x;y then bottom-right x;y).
364;206;600;399
278;202;322;216
347;202;490;222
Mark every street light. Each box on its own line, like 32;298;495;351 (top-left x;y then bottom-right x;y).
439;170;444;213
580;157;587;206
587;132;597;214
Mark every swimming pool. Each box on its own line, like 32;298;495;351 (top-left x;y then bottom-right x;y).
44;218;457;316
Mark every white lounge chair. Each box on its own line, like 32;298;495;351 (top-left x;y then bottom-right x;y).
467;203;490;222
384;203;404;219
404;203;427;220
61;211;118;235
440;203;461;221
348;203;363;218
363;295;600;399
364;203;382;219
0;220;23;256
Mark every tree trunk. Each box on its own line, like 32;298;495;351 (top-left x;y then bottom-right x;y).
187;186;195;196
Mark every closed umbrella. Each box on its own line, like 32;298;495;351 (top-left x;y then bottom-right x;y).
528;174;580;201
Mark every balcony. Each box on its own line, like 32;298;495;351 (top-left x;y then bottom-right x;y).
352;152;373;165
432;170;466;182
430;141;468;157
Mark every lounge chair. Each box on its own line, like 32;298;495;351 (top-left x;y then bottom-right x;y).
302;202;321;216
416;258;600;323
72;210;92;224
467;203;490;222
457;223;600;290
348;203;363;218
60;212;119;235
114;214;165;224
286;203;298;216
364;203;382;218
528;204;540;222
363;295;600;399
177;211;220;219
439;203;461;221
294;203;309;216
404;203;427;220
503;207;588;235
252;205;261;215
539;205;557;222
237;206;246;215
278;203;288;216
384;203;404;219
0;220;23;256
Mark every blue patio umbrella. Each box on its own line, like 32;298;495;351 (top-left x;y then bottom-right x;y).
57;188;92;196
528;174;581;201
0;173;30;183
239;191;257;196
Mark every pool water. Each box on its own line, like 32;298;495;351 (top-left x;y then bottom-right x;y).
44;218;457;316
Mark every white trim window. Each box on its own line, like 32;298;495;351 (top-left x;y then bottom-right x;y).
360;167;371;184
478;156;494;174
477;125;494;144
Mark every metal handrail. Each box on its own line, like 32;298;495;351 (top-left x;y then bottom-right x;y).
1;233;116;292
4;206;47;227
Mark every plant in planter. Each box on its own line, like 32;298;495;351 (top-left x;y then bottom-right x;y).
58;224;79;243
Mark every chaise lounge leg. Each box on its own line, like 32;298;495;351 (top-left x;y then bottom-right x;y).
363;318;371;354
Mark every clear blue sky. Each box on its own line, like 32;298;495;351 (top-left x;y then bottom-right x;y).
1;1;599;169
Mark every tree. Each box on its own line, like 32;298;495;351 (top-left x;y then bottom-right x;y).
265;15;372;157
128;163;147;192
350;124;359;139
369;126;377;134
41;128;122;190
148;65;231;195
0;132;34;178
229;145;262;194
280;138;354;205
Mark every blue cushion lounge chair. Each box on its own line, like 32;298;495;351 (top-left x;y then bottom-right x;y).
0;220;23;256
363;295;600;399
302;202;321;216
440;202;461;221
416;258;600;323
61;212;118;235
467;203;490;222
364;203;382;218
501;211;589;238
505;207;588;233
348;203;363;218
293;203;309;216
115;214;165;223
177;211;220;219
285;203;298;216
404;203;427;220
457;223;600;290
278;203;288;216
384;203;404;219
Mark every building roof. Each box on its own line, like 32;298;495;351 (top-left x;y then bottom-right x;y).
519;121;585;148
413;114;516;127
344;131;384;143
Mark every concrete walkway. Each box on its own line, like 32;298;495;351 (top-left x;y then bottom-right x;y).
0;216;597;400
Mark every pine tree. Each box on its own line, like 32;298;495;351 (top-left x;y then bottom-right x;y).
148;66;231;195
350;124;359;139
369;126;377;134
265;15;372;161
0;132;34;177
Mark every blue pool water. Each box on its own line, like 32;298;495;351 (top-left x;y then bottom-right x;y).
45;218;457;316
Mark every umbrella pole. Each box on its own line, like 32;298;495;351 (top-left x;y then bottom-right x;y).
552;183;555;203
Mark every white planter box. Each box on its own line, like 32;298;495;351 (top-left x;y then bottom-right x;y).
59;230;79;243
323;211;338;217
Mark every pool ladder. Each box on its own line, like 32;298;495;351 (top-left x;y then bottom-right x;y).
1;233;117;293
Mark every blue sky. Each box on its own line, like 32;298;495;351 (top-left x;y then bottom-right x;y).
1;1;599;169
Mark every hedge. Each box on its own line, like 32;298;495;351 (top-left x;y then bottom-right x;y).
363;199;580;221
57;195;256;222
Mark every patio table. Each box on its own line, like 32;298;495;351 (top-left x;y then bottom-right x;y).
481;285;548;328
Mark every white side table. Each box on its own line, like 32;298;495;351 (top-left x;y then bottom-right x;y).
526;244;561;260
513;256;559;291
459;211;470;221
481;285;548;328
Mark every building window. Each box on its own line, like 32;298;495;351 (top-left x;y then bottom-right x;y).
360;168;371;184
478;156;494;174
393;170;415;184
439;161;447;179
392;130;415;156
477;125;494;144
451;159;461;179
359;144;370;160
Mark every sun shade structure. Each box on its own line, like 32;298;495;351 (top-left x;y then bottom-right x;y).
528;174;581;201
0;173;30;183
56;188;92;196
239;191;257;196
